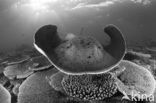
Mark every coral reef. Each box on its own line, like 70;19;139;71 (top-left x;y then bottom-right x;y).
1;24;156;103
0;45;156;103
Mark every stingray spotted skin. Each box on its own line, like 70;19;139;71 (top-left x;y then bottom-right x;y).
116;60;156;100
34;24;126;74
0;84;11;103
61;73;118;101
54;35;116;74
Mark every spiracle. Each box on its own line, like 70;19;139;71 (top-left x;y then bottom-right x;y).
61;73;117;101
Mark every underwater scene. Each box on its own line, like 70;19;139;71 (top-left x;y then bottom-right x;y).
1;0;156;103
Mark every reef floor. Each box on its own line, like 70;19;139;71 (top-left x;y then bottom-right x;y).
0;45;156;103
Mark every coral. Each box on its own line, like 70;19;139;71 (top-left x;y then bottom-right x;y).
46;71;66;92
61;73;117;101
116;60;156;100
18;67;89;103
3;60;34;79
17;68;64;103
28;55;52;71
0;84;11;103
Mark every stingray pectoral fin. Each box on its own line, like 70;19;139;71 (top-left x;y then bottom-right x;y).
34;25;62;54
104;24;126;60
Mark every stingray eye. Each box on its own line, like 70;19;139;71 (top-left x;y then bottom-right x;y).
34;24;126;75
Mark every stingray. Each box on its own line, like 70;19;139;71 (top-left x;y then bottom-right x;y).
33;24;126;75
32;24;126;102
